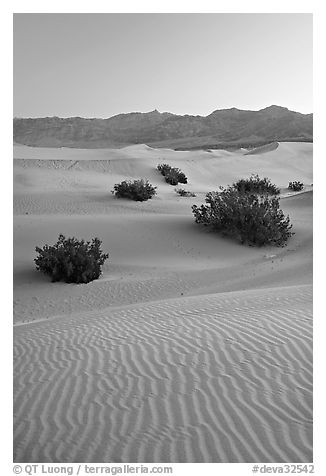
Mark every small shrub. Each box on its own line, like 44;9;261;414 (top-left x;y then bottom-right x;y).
175;188;196;197
288;181;304;191
112;179;157;201
157;163;188;185
174;169;188;184
192;186;293;247
165;170;180;185
234;174;280;195
157;164;173;176
35;234;109;284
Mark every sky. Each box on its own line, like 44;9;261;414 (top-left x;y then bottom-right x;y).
13;13;313;118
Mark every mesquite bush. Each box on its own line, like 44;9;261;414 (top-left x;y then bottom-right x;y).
192;185;293;247
175;188;196;197
157;163;188;185
35;234;109;284
234;174;280;195
112;179;157;201
288;181;304;191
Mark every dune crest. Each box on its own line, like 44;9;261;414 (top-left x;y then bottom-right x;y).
245;141;279;155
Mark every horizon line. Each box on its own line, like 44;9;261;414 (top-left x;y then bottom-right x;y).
13;104;313;120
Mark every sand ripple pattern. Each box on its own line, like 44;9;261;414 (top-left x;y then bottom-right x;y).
14;285;312;463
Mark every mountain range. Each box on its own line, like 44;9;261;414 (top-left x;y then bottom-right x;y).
13;105;313;150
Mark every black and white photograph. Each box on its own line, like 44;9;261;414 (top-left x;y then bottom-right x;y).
12;9;314;469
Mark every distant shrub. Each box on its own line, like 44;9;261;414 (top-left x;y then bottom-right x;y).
174;168;188;184
288;181;304;191
157;163;188;185
165;170;180;185
175;188;196;197
192;185;293;247
234;174;280;195
35;234;109;284
112;179;157;201
157;164;173;176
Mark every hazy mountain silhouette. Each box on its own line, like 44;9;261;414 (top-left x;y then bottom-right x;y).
14;106;312;149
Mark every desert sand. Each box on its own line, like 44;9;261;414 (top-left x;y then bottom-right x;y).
13;142;313;462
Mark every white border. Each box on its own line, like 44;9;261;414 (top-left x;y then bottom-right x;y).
3;3;323;474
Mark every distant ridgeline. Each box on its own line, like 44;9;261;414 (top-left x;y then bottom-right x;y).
13;105;313;150
174;138;313;151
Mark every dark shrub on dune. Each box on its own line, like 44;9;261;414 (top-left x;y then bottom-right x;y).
35;234;109;284
157;163;188;185
157;163;173;176
192;185;293;247
234;174;280;195
175;188;196;197
112;179;157;201
288;181;304;191
165;170;180;185
174;169;188;184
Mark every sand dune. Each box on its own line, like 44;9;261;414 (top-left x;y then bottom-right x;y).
13;197;312;325
14;285;312;463
13;142;313;462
